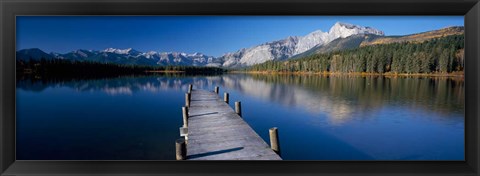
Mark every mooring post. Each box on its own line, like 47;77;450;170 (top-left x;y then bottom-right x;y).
185;93;191;107
235;101;242;117
269;127;280;154
182;106;188;127
224;92;229;104
176;138;187;160
188;84;193;93
214;86;219;94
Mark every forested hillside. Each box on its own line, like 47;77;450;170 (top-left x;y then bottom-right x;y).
16;59;226;81
248;34;464;74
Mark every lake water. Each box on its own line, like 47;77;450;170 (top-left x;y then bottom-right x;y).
16;74;465;160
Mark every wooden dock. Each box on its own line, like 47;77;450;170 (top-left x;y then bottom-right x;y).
178;88;282;160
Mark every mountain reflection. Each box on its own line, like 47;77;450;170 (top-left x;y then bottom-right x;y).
215;74;464;124
17;73;464;124
261;74;462;123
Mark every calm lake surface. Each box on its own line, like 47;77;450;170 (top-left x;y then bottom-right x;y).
16;74;465;160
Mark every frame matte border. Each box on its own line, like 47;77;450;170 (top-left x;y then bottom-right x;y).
1;0;479;175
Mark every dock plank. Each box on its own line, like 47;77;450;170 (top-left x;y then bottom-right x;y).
185;89;281;160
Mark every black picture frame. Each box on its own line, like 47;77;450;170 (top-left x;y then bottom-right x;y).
1;0;479;175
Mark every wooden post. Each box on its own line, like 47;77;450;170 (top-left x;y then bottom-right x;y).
224;92;229;104
185;93;191;107
179;127;188;141
269;127;280;153
188;84;193;93
235;101;242;117
214;86;219;94
182;106;188;127
176;138;187;160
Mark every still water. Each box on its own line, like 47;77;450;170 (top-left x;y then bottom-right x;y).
16;74;464;160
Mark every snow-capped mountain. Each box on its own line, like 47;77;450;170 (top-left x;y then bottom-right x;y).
16;48;219;66
17;22;385;67
295;22;383;55
294;30;330;55
220;22;384;67
156;52;222;66
219;36;299;67
328;22;384;40
103;48;141;55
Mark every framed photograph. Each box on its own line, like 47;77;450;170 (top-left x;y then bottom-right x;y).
1;0;479;175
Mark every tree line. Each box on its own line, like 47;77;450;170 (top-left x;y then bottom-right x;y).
16;59;226;81
248;34;464;74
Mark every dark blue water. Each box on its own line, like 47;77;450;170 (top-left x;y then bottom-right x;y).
16;74;464;160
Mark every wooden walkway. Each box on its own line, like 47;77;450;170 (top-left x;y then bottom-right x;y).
184;89;282;160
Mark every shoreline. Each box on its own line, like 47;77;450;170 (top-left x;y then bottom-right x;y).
231;71;464;77
145;70;185;73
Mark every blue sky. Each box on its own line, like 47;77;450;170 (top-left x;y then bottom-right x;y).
17;16;463;57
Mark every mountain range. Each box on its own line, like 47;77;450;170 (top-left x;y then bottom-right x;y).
16;22;463;68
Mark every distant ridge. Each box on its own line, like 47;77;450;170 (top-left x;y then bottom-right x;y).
359;26;464;46
290;26;464;59
16;48;221;67
17;23;464;68
219;22;384;67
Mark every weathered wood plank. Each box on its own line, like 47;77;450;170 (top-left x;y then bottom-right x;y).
185;89;281;160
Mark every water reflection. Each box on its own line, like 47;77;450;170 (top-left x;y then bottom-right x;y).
233;74;464;125
18;74;464;125
16;73;464;160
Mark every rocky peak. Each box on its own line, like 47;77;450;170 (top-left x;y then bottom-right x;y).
329;22;384;39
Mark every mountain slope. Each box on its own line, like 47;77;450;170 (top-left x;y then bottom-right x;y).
16;23;462;68
16;48;219;67
219;36;300;68
360;26;464;46
16;48;55;60
290;34;384;60
249;34;464;74
16;22;385;67
291;26;464;60
220;22;384;68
